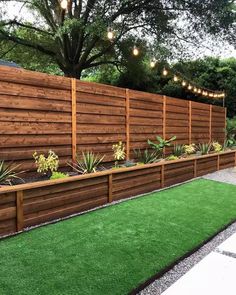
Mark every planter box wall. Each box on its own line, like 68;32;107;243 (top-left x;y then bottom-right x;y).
0;151;235;238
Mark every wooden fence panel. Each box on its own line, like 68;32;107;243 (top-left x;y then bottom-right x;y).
0;65;226;172
76;80;126;162
191;101;211;143
166;97;189;144
212;105;226;144
129;90;163;158
0;66;72;172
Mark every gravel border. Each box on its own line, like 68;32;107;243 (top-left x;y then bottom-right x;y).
138;221;236;295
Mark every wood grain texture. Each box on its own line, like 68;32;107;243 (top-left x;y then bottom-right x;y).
0;65;226;174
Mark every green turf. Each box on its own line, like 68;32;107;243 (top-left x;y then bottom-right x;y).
0;179;236;295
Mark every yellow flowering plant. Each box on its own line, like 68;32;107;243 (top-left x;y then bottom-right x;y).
184;144;196;155
212;141;222;153
112;141;126;168
33;150;59;176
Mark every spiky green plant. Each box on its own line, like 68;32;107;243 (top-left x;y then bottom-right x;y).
197;143;212;155
0;161;23;185
134;149;160;164
69;152;104;174
147;136;176;156
173;144;185;157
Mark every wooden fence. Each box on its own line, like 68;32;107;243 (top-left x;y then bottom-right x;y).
0;65;226;172
0;150;235;238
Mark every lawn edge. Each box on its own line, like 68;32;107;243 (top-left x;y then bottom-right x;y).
129;218;236;295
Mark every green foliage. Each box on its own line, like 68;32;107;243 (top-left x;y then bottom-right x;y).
166;155;179;161
33;150;59;175
226;117;236;143
173;144;185;157
112;142;126;167
70;152;104;174
134;149;160;164
147;136;176;155
212;141;223;152
184;144;196;155
0;160;23;185
197;143;212;155
50;171;69;180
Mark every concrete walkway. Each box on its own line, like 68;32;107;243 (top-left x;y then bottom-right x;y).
161;233;236;295
139;169;236;295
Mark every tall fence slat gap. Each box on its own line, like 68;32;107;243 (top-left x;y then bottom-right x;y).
0;65;226;172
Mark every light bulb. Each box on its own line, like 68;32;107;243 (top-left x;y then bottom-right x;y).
209;93;213;97
150;58;156;69
133;46;139;56
173;75;178;82
163;68;168;76
107;27;114;41
182;80;186;87
198;89;201;94
187;84;192;90
60;0;68;10
193;87;197;92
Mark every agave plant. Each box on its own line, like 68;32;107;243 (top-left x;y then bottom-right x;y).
69;152;104;174
0;160;23;185
147;136;176;155
173;144;185;157
134;149;160;164
197;143;212;155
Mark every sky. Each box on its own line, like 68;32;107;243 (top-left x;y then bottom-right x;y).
1;1;236;60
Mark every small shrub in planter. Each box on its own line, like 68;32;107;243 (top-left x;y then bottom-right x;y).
197;143;212;155
112;141;126;168
184;144;196;155
166;155;179;161
147;136;176;157
69;152;104;174
50;172;69;180
33;150;59;177
134;149;160;164
173;144;185;157
0;160;23;185
212;141;222;153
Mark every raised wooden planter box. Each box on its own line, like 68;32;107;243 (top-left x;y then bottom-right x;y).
0;150;235;238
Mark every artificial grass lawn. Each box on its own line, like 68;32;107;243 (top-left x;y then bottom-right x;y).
1;179;236;295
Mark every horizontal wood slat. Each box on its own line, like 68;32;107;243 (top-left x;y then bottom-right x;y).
0;151;235;238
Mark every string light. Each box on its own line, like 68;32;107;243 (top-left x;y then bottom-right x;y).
187;84;192;90
162;68;168;76
107;27;115;41
60;0;68;10
193;87;197;93
133;46;139;56
173;75;179;82
182;80;187;87
150;58;157;68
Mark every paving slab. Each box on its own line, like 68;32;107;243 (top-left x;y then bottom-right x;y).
217;233;236;255
161;252;236;295
203;168;236;185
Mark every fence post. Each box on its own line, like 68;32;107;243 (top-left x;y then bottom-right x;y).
108;174;113;203
194;159;197;178
189;101;192;144
217;154;220;170
16;191;24;232
163;96;166;139
126;89;130;160
209;105;212;142
71;78;77;163
161;164;165;188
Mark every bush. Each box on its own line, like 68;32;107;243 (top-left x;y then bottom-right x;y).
70;152;104;174
50;172;69;180
0;160;23;185
33;150;59;175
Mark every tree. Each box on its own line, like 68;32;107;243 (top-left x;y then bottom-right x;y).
0;0;235;79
